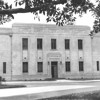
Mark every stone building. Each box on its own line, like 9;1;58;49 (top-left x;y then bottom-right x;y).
0;23;100;81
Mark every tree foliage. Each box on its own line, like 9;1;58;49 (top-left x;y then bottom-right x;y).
0;0;100;34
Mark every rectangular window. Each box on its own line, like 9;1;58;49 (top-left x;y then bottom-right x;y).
37;62;43;72
79;61;84;71
65;61;70;72
78;39;83;50
65;39;70;50
3;62;6;74
22;38;28;50
37;38;42;49
97;61;99;71
23;62;28;73
51;39;56;49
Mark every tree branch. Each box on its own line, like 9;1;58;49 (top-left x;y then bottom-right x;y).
0;0;67;15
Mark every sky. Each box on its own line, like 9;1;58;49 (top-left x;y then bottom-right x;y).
0;0;96;29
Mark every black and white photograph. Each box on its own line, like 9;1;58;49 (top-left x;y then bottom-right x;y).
0;0;100;100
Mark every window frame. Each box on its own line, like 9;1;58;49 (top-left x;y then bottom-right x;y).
37;62;43;73
3;62;6;74
65;39;70;50
78;39;83;50
22;38;28;50
79;61;84;72
22;62;28;73
51;39;56;50
97;61;99;71
37;38;42;50
65;61;71;72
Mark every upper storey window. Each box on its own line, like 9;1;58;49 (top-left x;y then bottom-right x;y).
22;38;28;50
37;38;42;50
78;39;83;50
65;39;70;50
51;39;56;50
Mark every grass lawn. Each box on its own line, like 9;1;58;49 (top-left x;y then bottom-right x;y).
0;84;26;89
40;90;100;100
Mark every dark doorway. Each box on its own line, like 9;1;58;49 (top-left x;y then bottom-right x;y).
51;61;58;79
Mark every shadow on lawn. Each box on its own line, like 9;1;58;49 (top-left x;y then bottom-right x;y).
0;84;26;89
40;90;100;100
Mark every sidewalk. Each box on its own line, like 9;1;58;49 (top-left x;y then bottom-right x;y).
0;85;94;97
1;80;100;100
3;79;100;84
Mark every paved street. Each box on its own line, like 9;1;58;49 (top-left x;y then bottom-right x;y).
1;80;100;100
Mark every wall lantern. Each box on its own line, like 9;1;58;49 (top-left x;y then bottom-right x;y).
67;57;69;59
80;57;82;59
39;57;41;59
24;57;26;59
60;61;62;65
9;34;12;37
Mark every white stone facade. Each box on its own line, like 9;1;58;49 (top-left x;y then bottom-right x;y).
0;23;100;81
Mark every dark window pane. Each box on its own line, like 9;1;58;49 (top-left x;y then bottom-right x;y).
51;39;56;49
65;39;70;50
79;61;84;71
97;61;99;71
37;62;43;72
78;39;83;50
23;62;28;73
3;62;6;74
65;61;70;72
37;39;42;49
22;38;28;50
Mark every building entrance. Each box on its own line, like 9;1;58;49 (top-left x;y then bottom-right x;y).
51;61;58;79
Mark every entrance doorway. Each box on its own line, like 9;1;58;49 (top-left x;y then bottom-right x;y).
51;61;58;79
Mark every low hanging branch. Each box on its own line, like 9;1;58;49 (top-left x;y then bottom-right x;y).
0;0;98;33
0;0;67;15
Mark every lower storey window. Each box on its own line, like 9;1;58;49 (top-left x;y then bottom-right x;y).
65;61;70;72
79;61;84;71
97;61;99;71
3;62;6;74
23;62;28;73
37;62;43;72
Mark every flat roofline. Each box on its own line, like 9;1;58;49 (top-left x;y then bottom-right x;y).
0;28;12;35
0;28;11;30
12;23;90;30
